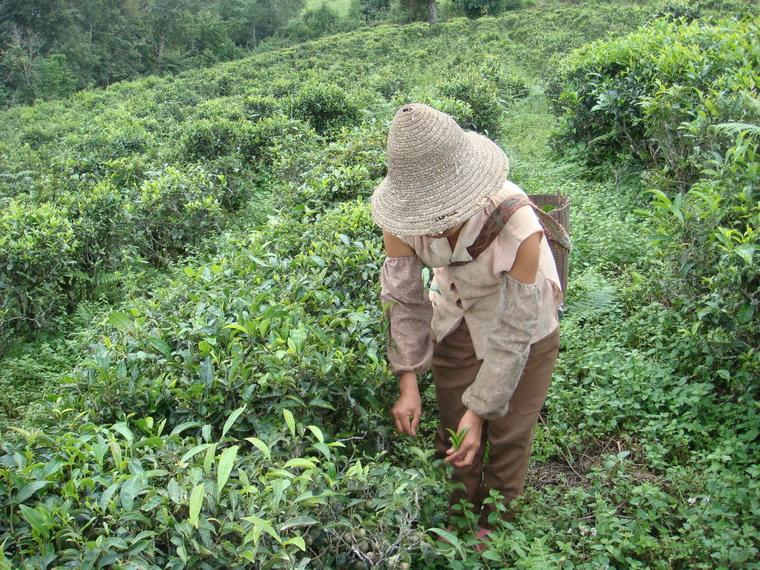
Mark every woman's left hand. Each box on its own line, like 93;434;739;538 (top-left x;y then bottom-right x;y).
445;409;484;468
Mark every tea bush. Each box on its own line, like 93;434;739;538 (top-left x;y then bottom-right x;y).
547;13;759;396
4;1;759;566
243;94;282;120
438;72;506;137
0;410;441;568
547;15;759;189
289;81;362;134
0;202;80;341
181;119;240;161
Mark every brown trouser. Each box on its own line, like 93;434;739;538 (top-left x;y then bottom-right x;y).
432;317;560;529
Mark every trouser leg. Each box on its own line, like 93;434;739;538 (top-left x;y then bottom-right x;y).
431;318;488;520
476;326;560;529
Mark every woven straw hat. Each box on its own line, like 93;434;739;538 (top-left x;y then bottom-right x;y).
371;102;510;237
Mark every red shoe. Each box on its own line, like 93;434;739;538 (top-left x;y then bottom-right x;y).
474;527;492;552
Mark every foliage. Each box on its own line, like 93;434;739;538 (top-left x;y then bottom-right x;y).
0;411;440;567
547;15;759;189
547;13;759;394
289;81;362;134
3;1;759;567
452;0;527;19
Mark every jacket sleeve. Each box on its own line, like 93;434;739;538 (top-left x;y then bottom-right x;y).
461;272;540;420
379;255;433;376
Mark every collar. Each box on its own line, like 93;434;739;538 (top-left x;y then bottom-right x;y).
429;207;489;263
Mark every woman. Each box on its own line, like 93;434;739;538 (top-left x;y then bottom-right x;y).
370;103;563;540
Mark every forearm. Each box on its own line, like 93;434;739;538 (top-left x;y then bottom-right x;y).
461;272;540;420
379;255;434;377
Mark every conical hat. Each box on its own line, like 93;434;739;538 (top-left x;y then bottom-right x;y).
371;102;510;237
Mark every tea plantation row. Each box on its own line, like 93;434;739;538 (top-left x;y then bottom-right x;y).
1;0;758;567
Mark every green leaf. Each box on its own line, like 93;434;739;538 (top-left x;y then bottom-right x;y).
19;505;48;537
222;405;246;438
280;516;318;531
283;536;306;551
120;475;143;511
203;443;218;477
481;549;502;561
312;442;332;459
735;243;755;265
289;327;306;353
170;421;201;436
108;311;133;331
167;479;184;504
112;422;134;445
99;482;120;512
188;484;205;528
243;515;281;544
217;445;239;497
283;408;296;437
179;443;213;466
148;336;172;357
283;458;317;470
14;481;50;504
306;425;324;443
110;442;122;466
271;478;290;509
245;437;271;460
429;527;461;549
224;323;249;335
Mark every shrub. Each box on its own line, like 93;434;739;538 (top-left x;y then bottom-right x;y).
547;16;760;188
192;96;247;121
289;81;361;134
642;130;759;393
237;115;316;167
0;201;80;337
180;118;239;161
62;182;132;274
243;94;281;120
547;12;759;396
0;410;439;568
135;166;227;263
438;71;505;137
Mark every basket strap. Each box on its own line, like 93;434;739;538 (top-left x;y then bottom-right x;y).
449;195;571;267
532;206;572;251
450;195;532;266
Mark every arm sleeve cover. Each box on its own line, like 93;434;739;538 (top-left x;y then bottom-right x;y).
379;255;434;376
461;272;540;420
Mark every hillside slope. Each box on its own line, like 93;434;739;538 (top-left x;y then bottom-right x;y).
2;1;758;567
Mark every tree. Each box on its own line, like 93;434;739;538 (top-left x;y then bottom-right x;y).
397;0;438;24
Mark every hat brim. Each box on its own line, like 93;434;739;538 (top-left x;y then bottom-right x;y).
370;131;510;237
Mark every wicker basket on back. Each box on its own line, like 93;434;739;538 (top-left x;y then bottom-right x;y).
527;193;571;294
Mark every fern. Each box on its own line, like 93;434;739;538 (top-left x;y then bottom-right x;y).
710;121;760;141
565;271;619;320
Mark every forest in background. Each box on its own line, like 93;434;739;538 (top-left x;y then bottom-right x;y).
0;0;529;107
0;0;758;567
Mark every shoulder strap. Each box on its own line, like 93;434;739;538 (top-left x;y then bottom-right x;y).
449;194;572;267
450;195;532;267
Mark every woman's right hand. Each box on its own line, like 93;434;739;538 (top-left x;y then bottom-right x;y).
392;372;422;436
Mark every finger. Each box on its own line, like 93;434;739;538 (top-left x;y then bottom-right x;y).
445;448;465;464
451;444;472;467
459;441;481;466
411;411;420;436
397;412;411;435
392;414;403;434
460;446;478;467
